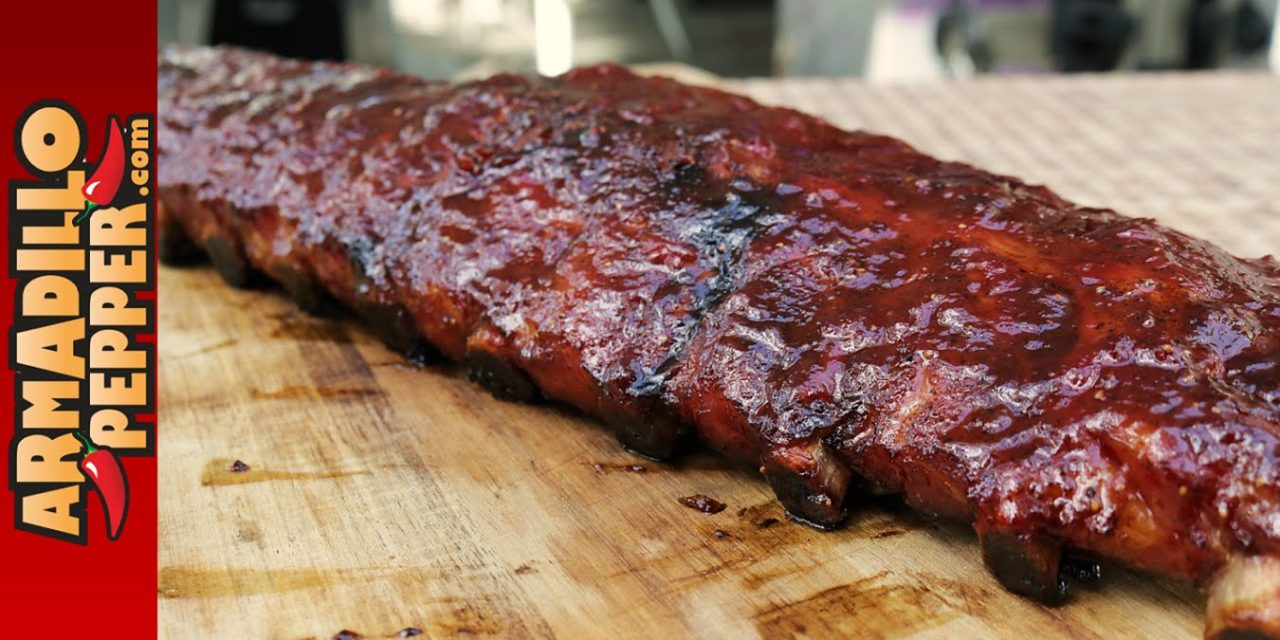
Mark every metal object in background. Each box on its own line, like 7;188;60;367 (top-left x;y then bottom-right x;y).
211;0;347;60
937;0;1274;74
1185;0;1275;68
159;0;396;67
775;0;881;77
649;0;695;61
1049;0;1136;71
779;0;1279;79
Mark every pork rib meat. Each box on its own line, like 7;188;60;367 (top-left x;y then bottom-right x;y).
157;46;1280;638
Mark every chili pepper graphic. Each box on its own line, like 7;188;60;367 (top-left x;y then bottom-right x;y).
74;432;129;540
74;115;127;225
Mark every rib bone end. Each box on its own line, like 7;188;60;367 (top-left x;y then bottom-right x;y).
1207;555;1280;640
601;405;687;461
979;530;1068;605
464;348;540;403
268;263;333;315
205;232;260;288
157;198;204;266
354;298;423;357
763;439;851;529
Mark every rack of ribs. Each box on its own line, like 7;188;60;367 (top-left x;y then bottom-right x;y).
157;46;1279;638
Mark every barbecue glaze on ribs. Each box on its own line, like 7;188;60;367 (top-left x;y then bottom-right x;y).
157;47;1280;637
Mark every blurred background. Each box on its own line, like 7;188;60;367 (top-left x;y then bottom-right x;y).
158;0;1280;80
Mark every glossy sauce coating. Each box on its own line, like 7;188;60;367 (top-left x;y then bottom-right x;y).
158;47;1279;601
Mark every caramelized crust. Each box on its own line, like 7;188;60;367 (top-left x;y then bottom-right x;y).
159;47;1280;635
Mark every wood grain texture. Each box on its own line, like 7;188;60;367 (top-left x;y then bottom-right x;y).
159;72;1280;639
158;267;1204;639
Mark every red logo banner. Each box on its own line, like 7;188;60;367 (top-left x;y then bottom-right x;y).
2;1;158;636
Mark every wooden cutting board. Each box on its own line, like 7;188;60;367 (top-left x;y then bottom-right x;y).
158;267;1204;640
159;72;1280;639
